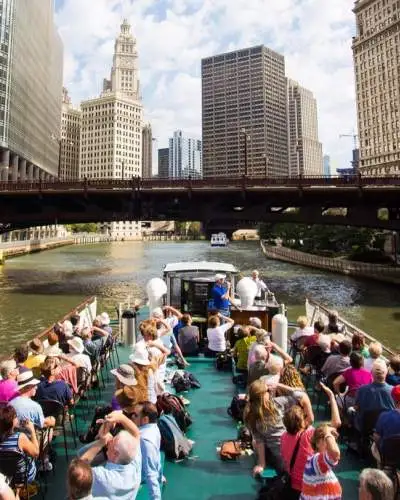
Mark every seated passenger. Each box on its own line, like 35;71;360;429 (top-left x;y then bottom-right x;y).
333;352;372;409
247;346;270;386
80;414;141;500
10;371;56;430
0;406;39;484
352;332;370;359
91;317;111;343
244;379;313;477
110;364;138;410
98;312;113;336
24;339;46;377
66;337;92;373
321;340;351;380
130;347;158;404
290;316;314;343
205;313;234;357
232;327;257;376
14;345;30;375
67;458;93;500
177;314;200;357
303;320;326;349
0;361;18;403
81;327;104;361
371;385;400;467
280;383;341;500
131;402;162;500
325;310;344;334
359;468;394;500
386;354;400;386
44;331;62;357
354;360;395;432
248;329;270;367
279;364;305;391
36;357;74;407
364;342;384;372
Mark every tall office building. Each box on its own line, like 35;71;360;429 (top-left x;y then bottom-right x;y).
142;123;152;178
60;88;81;180
168;130;202;179
287;79;323;176
202;45;288;177
323;155;331;177
158;148;169;178
352;0;400;175
80;19;143;239
0;0;63;181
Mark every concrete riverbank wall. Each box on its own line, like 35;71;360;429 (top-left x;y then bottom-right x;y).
260;241;400;286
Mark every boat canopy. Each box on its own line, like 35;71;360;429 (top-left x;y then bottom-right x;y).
163;261;239;274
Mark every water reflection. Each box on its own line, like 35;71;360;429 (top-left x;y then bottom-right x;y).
0;240;399;354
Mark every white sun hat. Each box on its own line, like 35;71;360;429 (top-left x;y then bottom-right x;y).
129;347;150;366
100;312;110;326
67;336;85;354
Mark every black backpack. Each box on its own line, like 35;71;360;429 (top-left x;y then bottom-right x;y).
216;351;233;371
227;395;247;422
172;371;201;393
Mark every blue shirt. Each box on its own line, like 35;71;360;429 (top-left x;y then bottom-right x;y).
10;396;45;428
355;382;395;430
36;379;73;406
92;448;142;500
386;373;400;386
211;284;229;311
375;409;400;450
140;423;162;500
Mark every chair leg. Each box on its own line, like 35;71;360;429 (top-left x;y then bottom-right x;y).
115;344;120;365
62;425;69;461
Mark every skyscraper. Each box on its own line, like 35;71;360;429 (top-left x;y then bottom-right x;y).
352;0;400;175
158;148;169;178
0;0;63;181
168;130;202;179
201;45;288;177
287;79;323;176
80;19;143;239
60;88;81;180
142;123;153;178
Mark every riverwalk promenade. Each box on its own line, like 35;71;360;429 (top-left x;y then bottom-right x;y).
261;241;400;286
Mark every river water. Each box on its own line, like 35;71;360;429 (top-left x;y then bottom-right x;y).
1;240;400;355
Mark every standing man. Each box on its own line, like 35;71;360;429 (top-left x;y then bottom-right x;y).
251;270;269;299
211;274;231;316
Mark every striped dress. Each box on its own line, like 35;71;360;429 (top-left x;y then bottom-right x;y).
300;452;342;500
0;432;36;483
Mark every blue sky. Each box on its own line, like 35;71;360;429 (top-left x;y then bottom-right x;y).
55;0;358;171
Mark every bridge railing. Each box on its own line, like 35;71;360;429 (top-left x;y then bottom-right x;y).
1;175;400;192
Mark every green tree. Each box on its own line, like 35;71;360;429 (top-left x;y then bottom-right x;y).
66;223;99;233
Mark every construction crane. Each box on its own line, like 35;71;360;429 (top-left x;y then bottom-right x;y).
339;132;358;149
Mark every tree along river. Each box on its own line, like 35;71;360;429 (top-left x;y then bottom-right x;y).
0;240;400;355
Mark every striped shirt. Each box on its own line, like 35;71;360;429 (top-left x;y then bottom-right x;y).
300;452;342;500
0;432;36;483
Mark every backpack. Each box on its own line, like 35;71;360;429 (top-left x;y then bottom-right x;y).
227;395;247;422
216;351;233;371
171;371;201;393
156;393;192;432
158;414;193;460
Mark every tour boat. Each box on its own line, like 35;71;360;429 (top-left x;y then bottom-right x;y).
210;232;228;247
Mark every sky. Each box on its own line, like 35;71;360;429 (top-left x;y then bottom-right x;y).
54;0;358;172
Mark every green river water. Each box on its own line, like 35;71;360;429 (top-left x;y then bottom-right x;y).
0;240;399;355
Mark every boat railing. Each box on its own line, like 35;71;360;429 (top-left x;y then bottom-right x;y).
306;297;394;358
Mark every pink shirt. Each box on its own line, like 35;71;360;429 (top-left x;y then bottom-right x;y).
342;367;372;395
0;379;18;402
280;426;314;491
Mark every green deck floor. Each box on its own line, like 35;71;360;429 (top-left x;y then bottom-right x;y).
42;346;362;499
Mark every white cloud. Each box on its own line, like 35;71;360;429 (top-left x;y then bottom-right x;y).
56;0;358;171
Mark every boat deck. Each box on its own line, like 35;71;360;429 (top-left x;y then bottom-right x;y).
42;345;363;499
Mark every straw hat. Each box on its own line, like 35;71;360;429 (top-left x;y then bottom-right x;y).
67;336;84;354
17;370;40;390
129;347;150;366
100;312;110;326
110;364;137;386
29;338;44;355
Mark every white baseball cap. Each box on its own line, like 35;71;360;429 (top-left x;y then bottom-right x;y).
215;273;226;281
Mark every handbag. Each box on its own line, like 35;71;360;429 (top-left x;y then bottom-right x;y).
219;440;242;461
257;431;304;500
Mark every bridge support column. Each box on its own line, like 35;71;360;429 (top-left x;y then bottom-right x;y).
10;154;18;182
27;163;34;181
19;159;27;182
0;150;9;181
33;165;40;181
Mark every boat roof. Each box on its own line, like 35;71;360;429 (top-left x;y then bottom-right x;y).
163;261;239;273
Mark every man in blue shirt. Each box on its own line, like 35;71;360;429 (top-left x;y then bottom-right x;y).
372;384;400;466
132;401;162;500
81;411;142;500
211;274;231;315
355;360;395;432
36;357;74;407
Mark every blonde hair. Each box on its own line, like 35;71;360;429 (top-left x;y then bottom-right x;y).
265;357;281;376
297;316;308;329
368;342;382;359
139;320;158;340
243;379;279;433
311;423;331;451
280;364;305;390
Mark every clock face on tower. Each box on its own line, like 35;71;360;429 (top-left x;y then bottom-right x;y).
120;56;131;67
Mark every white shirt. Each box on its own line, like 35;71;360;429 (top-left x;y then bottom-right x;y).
67;352;92;373
253;278;268;296
291;326;314;342
207;323;231;352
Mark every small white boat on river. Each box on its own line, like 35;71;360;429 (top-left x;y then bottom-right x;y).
210;232;228;247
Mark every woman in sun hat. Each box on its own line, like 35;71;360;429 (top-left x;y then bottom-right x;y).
129;346;158;404
24;339;46;377
110;365;138;410
66;337;92;373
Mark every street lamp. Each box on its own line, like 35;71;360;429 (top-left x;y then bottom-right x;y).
240;128;250;176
